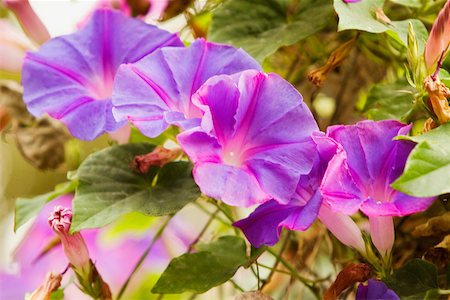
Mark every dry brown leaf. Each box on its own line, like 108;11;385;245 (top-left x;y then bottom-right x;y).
412;211;450;237
424;76;450;125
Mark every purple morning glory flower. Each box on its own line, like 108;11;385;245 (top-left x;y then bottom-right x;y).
112;38;261;138
343;0;362;3
356;279;400;300
22;8;183;140
177;70;319;207
233;134;367;253
321;120;435;217
233;133;334;246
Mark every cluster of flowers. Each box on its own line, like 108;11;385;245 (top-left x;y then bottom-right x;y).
22;8;435;269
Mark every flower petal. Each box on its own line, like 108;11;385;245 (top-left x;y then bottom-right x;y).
112;38;261;137
22;8;182;140
193;162;270;207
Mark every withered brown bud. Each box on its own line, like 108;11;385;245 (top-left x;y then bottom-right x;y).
133;146;182;173
308;38;357;87
424;76;450;125
29;272;62;300
324;263;372;300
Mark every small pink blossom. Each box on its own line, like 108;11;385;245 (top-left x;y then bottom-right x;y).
48;206;90;271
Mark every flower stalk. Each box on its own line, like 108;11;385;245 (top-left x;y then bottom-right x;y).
48;206;112;300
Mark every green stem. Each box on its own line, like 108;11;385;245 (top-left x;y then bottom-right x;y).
257;263;296;276
187;208;219;253
116;216;172;300
266;248;320;299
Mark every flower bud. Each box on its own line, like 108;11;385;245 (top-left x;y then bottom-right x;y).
318;205;366;255
133;146;182;173
369;215;394;258
29;272;62;300
3;0;50;45
48;206;90;271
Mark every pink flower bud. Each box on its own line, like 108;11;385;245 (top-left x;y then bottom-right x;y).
3;0;50;45
48;206;90;271
318;205;366;255
369;215;394;258
133;146;182;173
0;20;34;73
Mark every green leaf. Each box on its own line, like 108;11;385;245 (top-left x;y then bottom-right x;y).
389;0;422;8
152;236;248;294
50;289;64;300
14;180;78;231
209;0;333;62
129;126;178;145
334;0;387;33
72;143;199;231
335;1;427;51
363;79;414;120
386;19;428;53
385;259;439;299
15;192;51;232
392;123;450;197
439;69;450;87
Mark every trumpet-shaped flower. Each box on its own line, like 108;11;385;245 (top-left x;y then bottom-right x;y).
356;279;400;300
321;120;434;217
22;8;182;140
234;134;366;254
177;70;319;207
321;120;435;256
112;38;261;138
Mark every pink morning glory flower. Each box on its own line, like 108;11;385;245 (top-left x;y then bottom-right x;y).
321;120;434;217
356;279;400;300
234;133;366;254
21;8;183;140
320;120;435;256
177;70;319;207
112;38;261;138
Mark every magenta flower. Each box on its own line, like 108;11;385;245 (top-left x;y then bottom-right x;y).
234;133;366;253
22;8;182;140
112;38;261;138
356;279;400;300
48;206;90;272
0;195;188;299
320;120;435;256
178;70;319;207
321;120;434;217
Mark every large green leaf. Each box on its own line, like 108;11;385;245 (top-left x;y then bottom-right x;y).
385;259;439;299
209;0;333;62
152;236;248;294
72;144;199;231
363;79;415;120
334;0;427;50
335;0;387;33
392;123;450;197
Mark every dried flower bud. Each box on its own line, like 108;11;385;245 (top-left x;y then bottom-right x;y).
424;76;450;125
308;38;356;87
3;0;50;45
29;272;62;300
133;146;182;173
48;206;90;271
324;263;372;300
374;7;391;25
235;291;274;300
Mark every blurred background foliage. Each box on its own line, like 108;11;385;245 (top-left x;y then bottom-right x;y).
0;0;449;299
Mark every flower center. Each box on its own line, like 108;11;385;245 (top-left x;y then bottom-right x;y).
222;150;242;167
